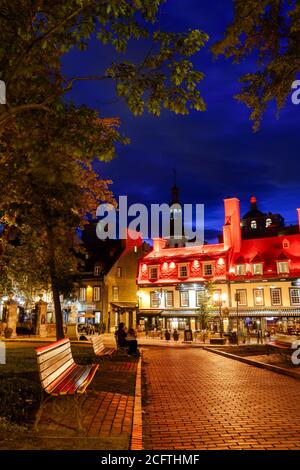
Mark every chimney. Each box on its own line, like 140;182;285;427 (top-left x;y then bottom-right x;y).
297;208;300;233
152;238;166;252
223;198;241;253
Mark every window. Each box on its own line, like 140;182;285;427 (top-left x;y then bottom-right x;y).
117;267;122;278
236;289;247;306
178;264;188;278
235;264;246;276
149;266;158;280
252;263;263;275
180;291;189;307
94;266;101;276
112;286;119;301
79;287;86;302
251;220;257;229
134;245;138;253
150;291;160;308
277;261;289;274
270;288;282;306
93;286;101;302
266;218;272;228
165;291;174;307
203;263;213;277
283;239;289;249
253;289;264;306
290;288;300;305
196;290;205;306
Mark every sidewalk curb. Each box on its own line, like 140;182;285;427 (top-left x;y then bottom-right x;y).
130;354;143;450
204;347;300;381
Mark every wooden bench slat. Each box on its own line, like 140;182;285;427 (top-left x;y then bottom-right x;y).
42;361;76;393
91;335;115;357
38;349;73;374
37;341;71;365
51;364;90;395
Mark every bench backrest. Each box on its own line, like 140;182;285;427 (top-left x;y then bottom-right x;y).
91;335;105;354
273;334;299;347
36;339;75;393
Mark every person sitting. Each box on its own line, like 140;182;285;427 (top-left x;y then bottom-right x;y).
126;327;139;356
115;322;127;348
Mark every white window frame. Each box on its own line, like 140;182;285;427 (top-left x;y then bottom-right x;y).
148;265;159;280
270;288;282;306
165;291;174;308
235;264;246;276
150;291;161;308
94;266;101;276
79;287;86;302
93;286;101;302
196;290;205;307
252;263;263;275
178;263;189;279
236;289;247;306
251;220;257;229
277;261;289;274
112;286;119;301
180;291;189;307
253;288;264;306
202;262;214;277
290;288;300;306
117;267;122;278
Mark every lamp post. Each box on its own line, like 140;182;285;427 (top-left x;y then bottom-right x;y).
213;292;227;338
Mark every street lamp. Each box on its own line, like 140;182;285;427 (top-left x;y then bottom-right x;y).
213;292;227;338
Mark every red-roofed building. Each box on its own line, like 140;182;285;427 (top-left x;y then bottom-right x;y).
137;197;300;336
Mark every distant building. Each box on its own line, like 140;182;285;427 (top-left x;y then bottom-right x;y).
137;197;300;336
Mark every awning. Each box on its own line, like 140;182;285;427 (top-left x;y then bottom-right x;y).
111;302;137;310
138;310;162;316
161;310;196;317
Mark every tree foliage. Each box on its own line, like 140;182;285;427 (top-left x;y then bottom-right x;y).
212;0;300;130
0;0;208;129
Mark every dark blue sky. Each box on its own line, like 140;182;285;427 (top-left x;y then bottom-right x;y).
63;0;300;241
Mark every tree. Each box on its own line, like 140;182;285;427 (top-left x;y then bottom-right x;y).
212;0;300;130
0;104;120;339
0;0;208;130
195;282;214;331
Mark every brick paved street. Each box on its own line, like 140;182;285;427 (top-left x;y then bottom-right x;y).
142;348;300;450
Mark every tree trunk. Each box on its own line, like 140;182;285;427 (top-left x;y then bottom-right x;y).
46;226;64;340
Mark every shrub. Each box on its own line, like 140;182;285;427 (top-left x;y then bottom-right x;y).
0;377;41;424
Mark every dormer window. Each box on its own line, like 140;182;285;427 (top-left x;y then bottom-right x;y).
178;263;188;278
252;263;263;275
266;218;272;228
251;220;257;229
283;239;290;249
277;261;289;274
94;266;102;276
149;266;158;280
235;264;246;276
203;262;214;277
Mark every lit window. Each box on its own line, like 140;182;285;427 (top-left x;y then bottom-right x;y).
251;220;257;229
117;267;122;278
270;288;282;306
203;263;213;277
266;218;272;228
277;261;289;274
253;289;264;306
134;245;138;253
235;264;246;276
94;266;101;276
79;287;86;302
196;290;205;306
150;291;160;308
112;286;119;301
290;288;300;306
149;266;158;279
236;289;247;306
165;291;174;307
93;287;101;302
180;291;189;307
252;263;263;275
178;264;188;278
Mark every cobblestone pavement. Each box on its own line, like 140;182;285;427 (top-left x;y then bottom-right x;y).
142;348;300;450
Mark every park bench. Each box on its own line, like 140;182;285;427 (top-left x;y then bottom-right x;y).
267;334;300;359
35;338;99;432
91;335;115;359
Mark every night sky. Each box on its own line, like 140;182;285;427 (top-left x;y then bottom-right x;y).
63;0;300;242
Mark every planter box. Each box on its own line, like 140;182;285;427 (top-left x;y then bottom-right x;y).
210;338;226;345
